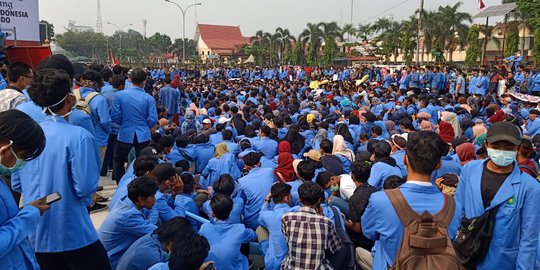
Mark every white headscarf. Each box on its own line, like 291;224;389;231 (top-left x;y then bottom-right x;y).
332;135;355;162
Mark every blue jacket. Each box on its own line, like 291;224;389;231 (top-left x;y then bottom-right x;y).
477;76;490;96
432;72;444;90
201;153;242;189
193;142;215;174
79;87;111;147
203;196;244;224
116;233;167;270
101;85;120;135
524;117;540;138
99;197;158;270
455;160;540;270
253;137;278;159
409;72;420;88
158;85;180;116
362;183;461;270
112;87;158;143
433;156;462;179
258;203;299;270
154;191;186;223
237;167;276;230
0;179;41;270
368;161;403;190
11;116;100;252
391;150;407;177
198;220;256;270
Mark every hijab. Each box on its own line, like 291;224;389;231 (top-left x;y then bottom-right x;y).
189;103;199;116
442;111;461;137
438;121;455;144
332;135;355;162
385;121;396;133
472;124;488;138
278;141;292;154
456;142;476;166
274;153;296;182
215;143;229;159
316;128;328;143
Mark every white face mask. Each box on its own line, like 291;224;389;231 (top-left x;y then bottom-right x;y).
42;93;75;121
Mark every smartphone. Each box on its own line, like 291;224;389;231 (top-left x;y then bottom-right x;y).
203;263;216;270
38;192;62;205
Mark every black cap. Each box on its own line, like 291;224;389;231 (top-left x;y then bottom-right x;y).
486;122;522;146
37;54;75;80
140;147;159;157
530;109;540;116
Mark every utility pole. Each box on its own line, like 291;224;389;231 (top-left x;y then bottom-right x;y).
350;0;353;25
416;0;424;65
107;22;133;63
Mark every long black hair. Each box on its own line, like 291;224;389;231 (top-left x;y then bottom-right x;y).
284;125;305;155
335;123;354;145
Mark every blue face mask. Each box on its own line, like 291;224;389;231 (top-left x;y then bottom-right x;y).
0;142;26;176
487;148;517;167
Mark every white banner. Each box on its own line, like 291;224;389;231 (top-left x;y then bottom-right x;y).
0;0;39;42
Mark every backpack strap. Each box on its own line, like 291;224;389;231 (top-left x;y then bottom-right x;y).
74;88;82;100
433;194;456;228
179;150;194;162
384;189;420;225
330;206;344;232
85;91;99;103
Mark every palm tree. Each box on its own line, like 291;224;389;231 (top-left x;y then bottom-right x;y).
436;2;472;61
357;23;373;41
400;16;418;64
318;22;343;64
299;23;323;65
478;24;501;63
274;27;295;63
341;23;357;42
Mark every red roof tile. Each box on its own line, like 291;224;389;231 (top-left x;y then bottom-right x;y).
197;24;249;51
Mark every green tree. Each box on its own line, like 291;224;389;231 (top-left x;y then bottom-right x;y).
514;0;540;63
55;31;108;62
274;27;295;63
291;39;306;65
341;23;357;42
299;23;323;65
504;22;520;57
147;32;172;54
170;38;197;61
319;22;342;65
465;25;481;67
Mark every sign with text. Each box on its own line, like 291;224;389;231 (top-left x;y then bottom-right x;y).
0;0;39;43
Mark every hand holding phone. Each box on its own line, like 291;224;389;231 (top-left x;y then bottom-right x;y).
38;192;62;205
201;261;216;270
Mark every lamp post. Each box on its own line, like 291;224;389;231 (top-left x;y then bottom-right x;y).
165;0;202;64
107;22;133;63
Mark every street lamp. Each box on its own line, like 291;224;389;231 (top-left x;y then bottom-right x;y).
165;0;202;64
107;22;133;63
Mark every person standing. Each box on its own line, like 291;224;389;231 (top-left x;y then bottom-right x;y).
455;122;540;269
158;77;179;122
100;75;125;177
0;62;33;112
112;68;158;181
12;69;111;270
0;110;49;270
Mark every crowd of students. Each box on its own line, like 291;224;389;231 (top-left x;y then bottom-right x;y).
0;52;539;270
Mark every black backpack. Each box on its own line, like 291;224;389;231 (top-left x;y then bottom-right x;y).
328;206;358;270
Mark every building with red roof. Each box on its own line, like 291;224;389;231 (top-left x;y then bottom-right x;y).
194;23;250;62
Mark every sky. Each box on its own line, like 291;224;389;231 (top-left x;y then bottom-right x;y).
40;0;505;40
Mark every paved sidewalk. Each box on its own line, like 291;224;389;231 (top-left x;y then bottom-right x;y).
90;175;117;230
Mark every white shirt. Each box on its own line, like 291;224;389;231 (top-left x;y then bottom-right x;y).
339;174;357;200
0;89;26;112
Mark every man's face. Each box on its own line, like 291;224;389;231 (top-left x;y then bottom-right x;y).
203;123;211;130
530;114;537;121
137;195;156;209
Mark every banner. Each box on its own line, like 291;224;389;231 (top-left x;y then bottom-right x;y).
0;0;39;43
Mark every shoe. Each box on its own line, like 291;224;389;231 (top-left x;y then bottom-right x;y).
95;194;109;203
97;186;104;191
88;203;108;214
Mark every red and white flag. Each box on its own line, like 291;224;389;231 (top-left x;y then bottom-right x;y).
479;0;485;9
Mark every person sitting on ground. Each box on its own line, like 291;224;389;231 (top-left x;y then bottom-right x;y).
257;182;300;270
99;176;159;270
367;141;403;190
198;194;256;270
281;182;342;269
202;174;244;224
116;217;193;270
148;233;213;270
152;163;187;222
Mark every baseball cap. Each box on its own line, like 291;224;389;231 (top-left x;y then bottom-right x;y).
486;122;522;146
202;118;212;125
218;117;232;124
140;147;159;157
303;150;321;162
